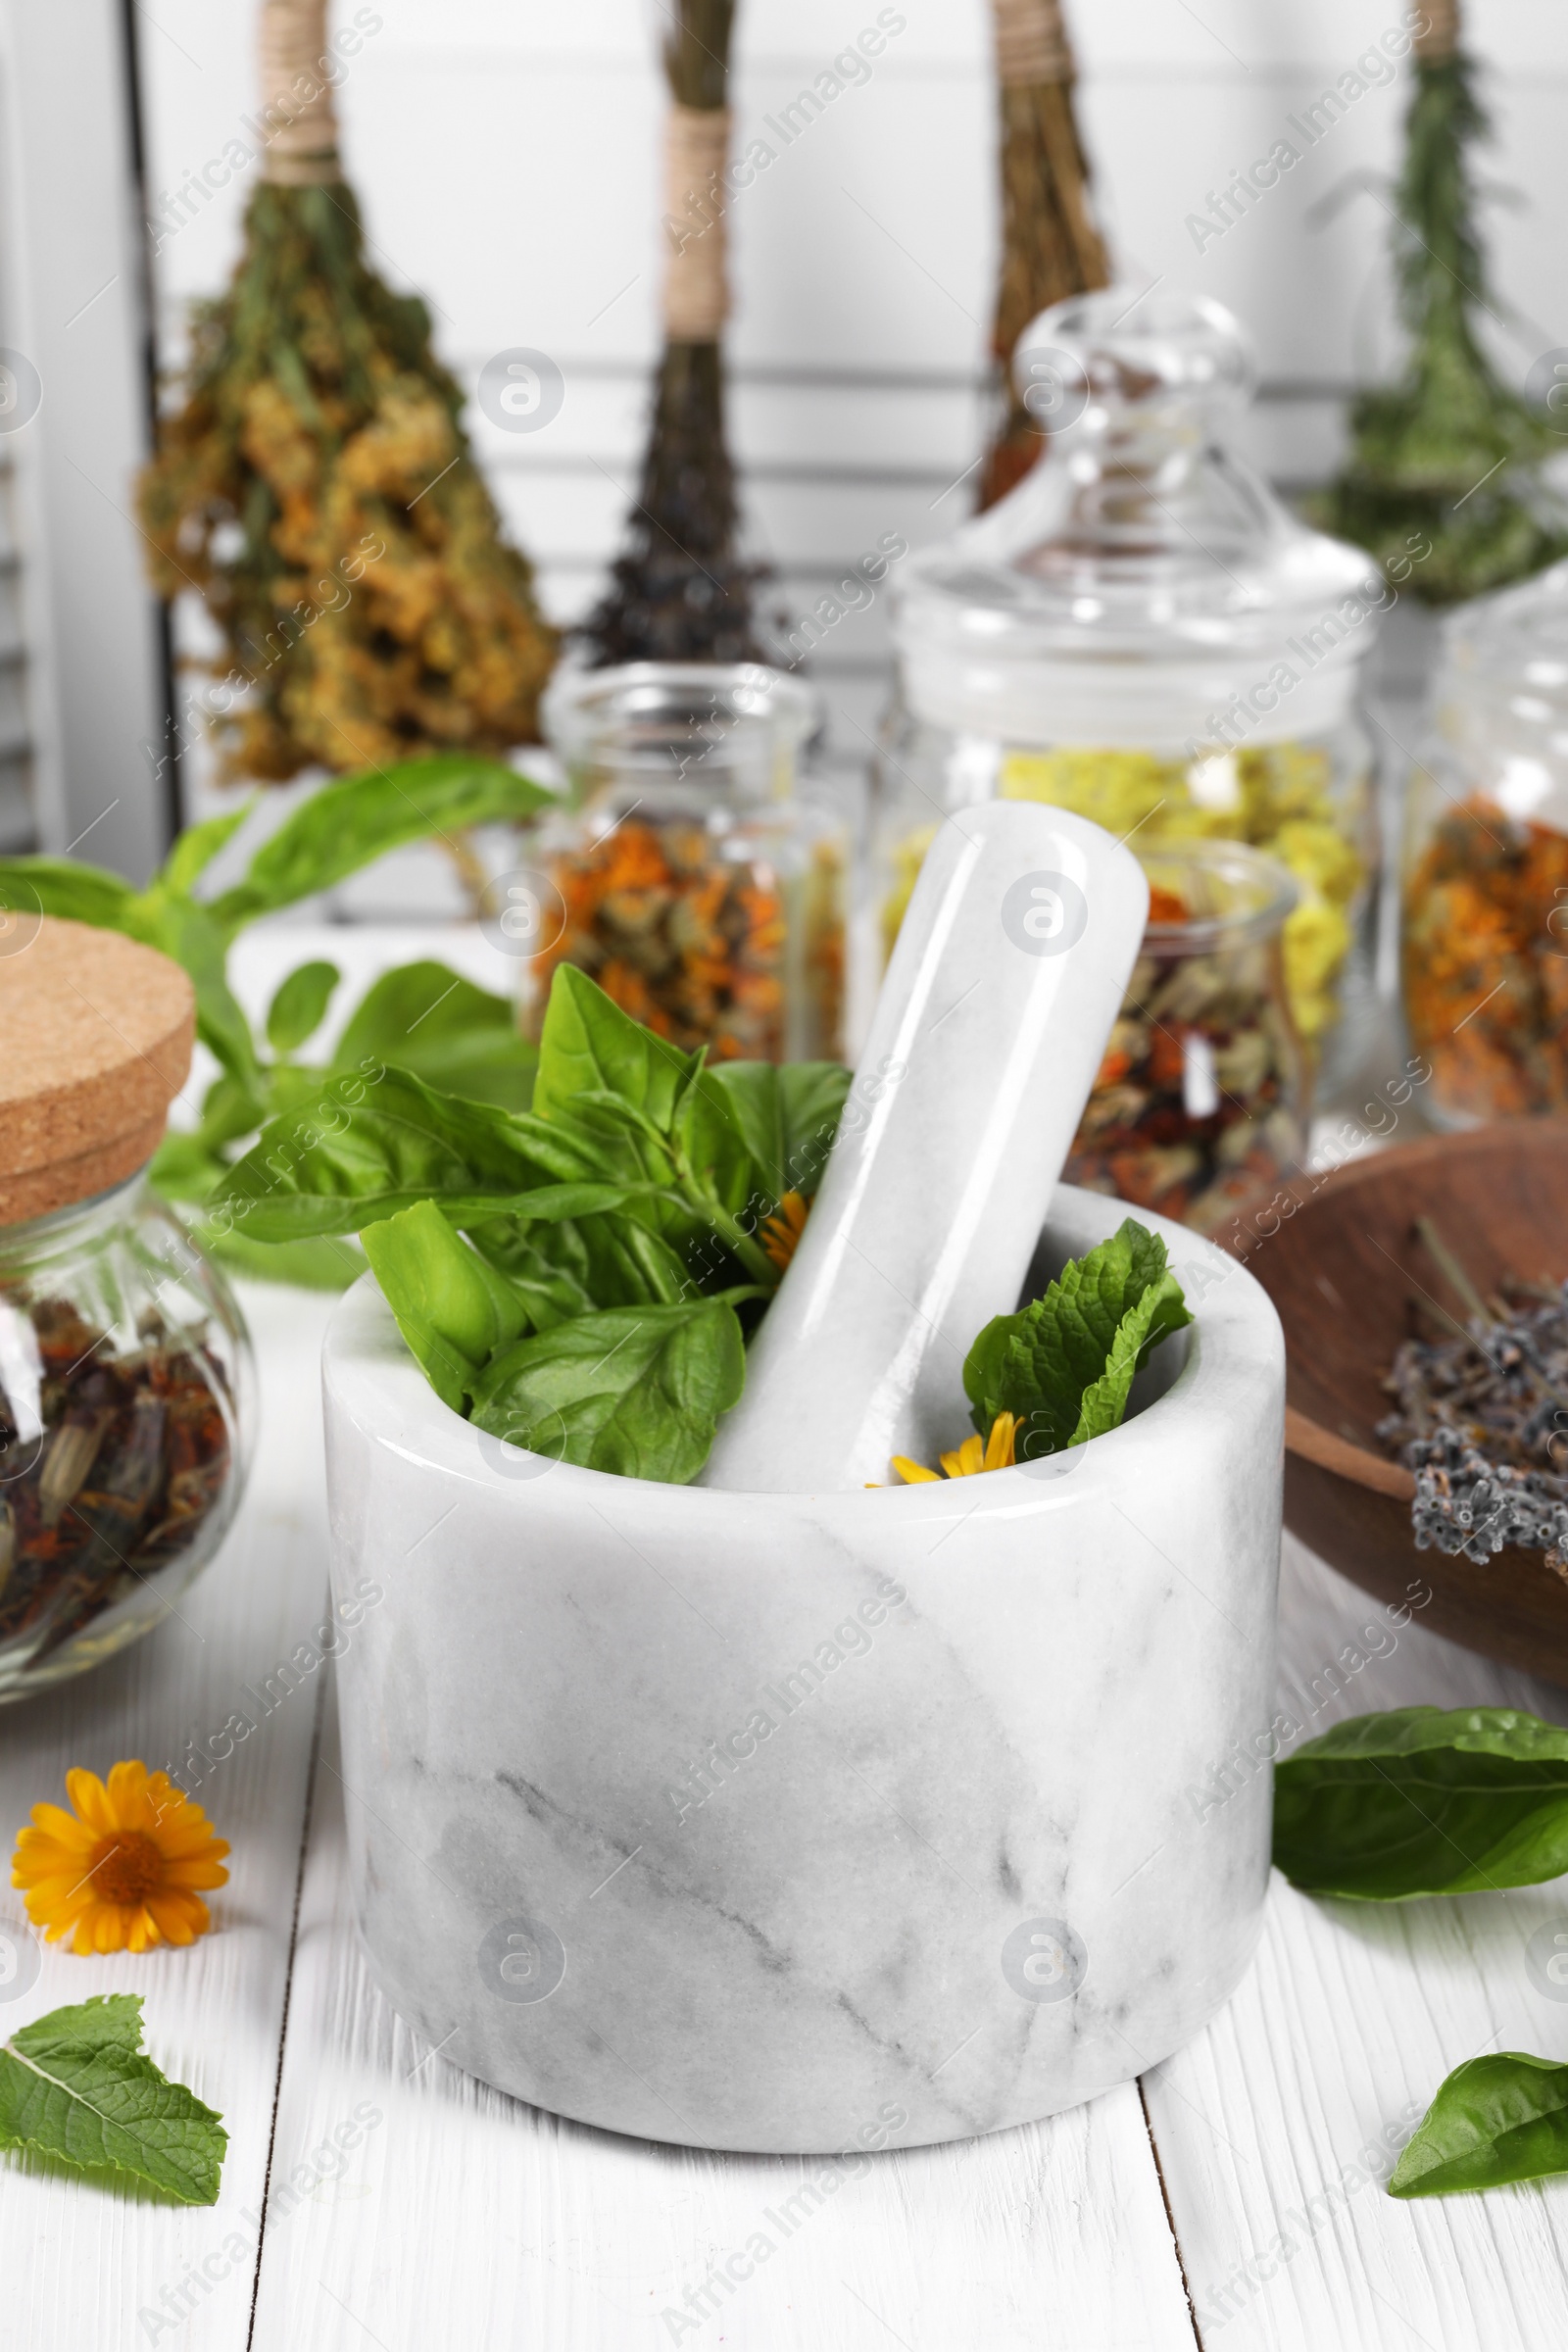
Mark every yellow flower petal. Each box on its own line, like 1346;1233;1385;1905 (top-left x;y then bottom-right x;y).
10;1761;228;1958
890;1456;942;1484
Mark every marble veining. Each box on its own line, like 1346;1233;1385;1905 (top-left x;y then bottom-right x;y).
322;1188;1284;2154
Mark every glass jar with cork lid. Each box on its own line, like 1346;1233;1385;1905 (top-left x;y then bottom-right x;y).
0;913;253;1699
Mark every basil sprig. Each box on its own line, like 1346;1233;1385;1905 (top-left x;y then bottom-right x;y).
0;757;549;1287
216;965;850;1483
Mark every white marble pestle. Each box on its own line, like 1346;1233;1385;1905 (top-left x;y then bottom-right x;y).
700;800;1150;1494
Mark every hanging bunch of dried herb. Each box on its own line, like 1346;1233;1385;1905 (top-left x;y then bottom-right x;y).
581;0;766;665
976;0;1109;512
1310;0;1568;604
138;0;558;784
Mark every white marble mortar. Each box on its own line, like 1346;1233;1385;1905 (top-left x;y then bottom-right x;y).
322;1189;1283;2155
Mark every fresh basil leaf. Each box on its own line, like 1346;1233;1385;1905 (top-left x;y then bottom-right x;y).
1070;1271;1192;1445
266;959;340;1054
0;1994;226;2206
362;1200;528;1412
1390;2053;1568;2197
148;1132;228;1204
332;960;536;1110
533;961;699;1131
465;1220;597;1330
156;802;253;897
964;1219;1192;1453
133;895;262;1090
206;755;551;932
1272;1706;1568;1900
777;1061;853;1198
472;1300;746;1484
216;1069;608;1240
0;856;135;932
204;1227;366;1292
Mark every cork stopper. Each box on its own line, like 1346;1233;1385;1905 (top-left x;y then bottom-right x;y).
0;917;195;1227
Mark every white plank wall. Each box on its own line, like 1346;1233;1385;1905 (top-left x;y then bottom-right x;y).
135;0;1568;888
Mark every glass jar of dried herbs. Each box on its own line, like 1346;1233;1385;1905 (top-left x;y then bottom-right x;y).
878;289;1384;1095
1064;842;1306;1239
1402;560;1568;1125
0;918;252;1699
522;663;846;1062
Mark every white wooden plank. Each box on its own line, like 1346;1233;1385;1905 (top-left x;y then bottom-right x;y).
250;1686;1201;2351
1144;1534;1568;2352
0;1282;337;2351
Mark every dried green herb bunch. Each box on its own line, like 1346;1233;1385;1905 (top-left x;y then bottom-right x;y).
581;0;767;665
1311;7;1568;604
140;1;557;782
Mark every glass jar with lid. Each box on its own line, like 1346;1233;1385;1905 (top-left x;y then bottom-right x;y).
878;287;1386;1095
1402;559;1568;1124
0;914;252;1700
1065;840;1305;1240
517;662;846;1062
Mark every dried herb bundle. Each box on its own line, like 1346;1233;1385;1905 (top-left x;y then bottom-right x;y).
581;0;766;664
139;0;557;782
1376;1221;1568;1572
977;0;1108;512
1311;0;1568;604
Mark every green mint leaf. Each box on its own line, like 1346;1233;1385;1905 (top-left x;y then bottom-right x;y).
362;1200;529;1412
1070;1271;1190;1444
964;1219;1192;1457
207;755;551;934
332;960;537;1111
0;1995;226;2206
1272;1706;1568;1899
1391;2054;1568;2197
471;1300;746;1484
266;959;341;1054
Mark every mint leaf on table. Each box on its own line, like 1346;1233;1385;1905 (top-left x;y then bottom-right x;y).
332;960;537;1111
472;1300;746;1484
1390;2053;1568;2197
1272;1707;1568;1900
0;1995;225;2205
963;1218;1192;1460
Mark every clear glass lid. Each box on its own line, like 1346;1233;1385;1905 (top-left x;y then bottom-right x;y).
895;288;1384;745
1434;558;1568;829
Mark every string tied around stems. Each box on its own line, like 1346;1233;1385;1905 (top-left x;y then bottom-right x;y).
1412;0;1460;65
992;0;1074;88
259;0;341;187
662;105;732;341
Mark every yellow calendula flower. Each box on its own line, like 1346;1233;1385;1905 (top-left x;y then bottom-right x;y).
12;1761;229;1957
760;1189;809;1272
891;1411;1021;1485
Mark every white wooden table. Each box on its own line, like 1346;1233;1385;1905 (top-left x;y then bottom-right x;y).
8;929;1568;2351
